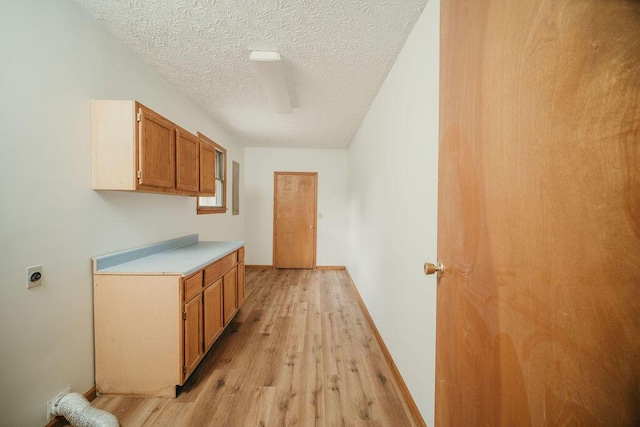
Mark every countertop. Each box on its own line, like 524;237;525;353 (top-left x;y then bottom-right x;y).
93;235;244;276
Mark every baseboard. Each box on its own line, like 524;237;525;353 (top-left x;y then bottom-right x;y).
45;386;97;427
85;386;97;401
345;270;426;427
245;265;273;270
246;265;345;271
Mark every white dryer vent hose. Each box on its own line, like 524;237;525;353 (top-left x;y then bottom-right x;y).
51;392;119;427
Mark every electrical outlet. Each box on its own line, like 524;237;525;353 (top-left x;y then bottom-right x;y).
46;386;71;421
26;265;43;289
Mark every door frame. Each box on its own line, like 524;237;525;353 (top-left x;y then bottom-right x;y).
272;171;318;269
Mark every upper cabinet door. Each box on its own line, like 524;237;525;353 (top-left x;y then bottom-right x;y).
199;141;216;195
176;128;199;193
138;106;176;189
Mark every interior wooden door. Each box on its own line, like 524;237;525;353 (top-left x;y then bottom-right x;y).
436;1;640;425
138;105;176;189
273;172;317;269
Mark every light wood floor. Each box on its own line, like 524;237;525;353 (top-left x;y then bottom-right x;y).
92;269;417;426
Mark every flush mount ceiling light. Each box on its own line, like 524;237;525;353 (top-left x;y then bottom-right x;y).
250;51;292;114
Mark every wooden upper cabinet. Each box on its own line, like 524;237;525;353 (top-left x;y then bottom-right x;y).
176;127;199;192
138;105;176;189
199;140;216;195
91;100;211;196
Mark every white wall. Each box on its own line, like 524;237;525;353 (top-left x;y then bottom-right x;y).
346;0;440;424
244;148;348;267
0;1;243;426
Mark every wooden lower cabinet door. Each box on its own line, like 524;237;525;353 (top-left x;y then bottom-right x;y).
223;268;237;325
183;296;203;380
203;279;223;351
237;261;245;306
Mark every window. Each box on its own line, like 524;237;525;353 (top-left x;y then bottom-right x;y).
197;133;227;214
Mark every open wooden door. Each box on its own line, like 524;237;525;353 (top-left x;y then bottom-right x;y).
435;0;640;425
273;172;317;269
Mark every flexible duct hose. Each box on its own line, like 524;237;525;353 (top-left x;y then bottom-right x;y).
51;392;119;427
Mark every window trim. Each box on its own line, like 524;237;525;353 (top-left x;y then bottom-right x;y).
196;132;227;215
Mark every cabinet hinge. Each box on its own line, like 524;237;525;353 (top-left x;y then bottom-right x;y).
137;170;141;179
136;112;141;122
183;366;187;374
183;311;187;320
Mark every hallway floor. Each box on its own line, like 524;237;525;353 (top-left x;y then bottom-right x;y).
92;268;416;426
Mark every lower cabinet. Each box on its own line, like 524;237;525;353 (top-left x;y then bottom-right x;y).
184;294;203;379
203;278;223;351
94;246;245;397
238;261;245;305
223;268;238;325
237;248;245;307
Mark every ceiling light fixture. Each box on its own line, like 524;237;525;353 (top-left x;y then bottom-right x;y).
250;51;292;114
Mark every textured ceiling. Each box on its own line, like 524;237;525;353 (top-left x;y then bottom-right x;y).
75;0;427;149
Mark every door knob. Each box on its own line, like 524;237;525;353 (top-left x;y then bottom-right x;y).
309;225;314;229
424;261;444;278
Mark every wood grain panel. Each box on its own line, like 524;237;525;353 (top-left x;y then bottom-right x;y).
198;140;216;195
182;270;202;302
183;295;203;381
237;261;245;306
273;172;317;269
175;127;199;193
223;268;238;325
437;0;640;425
203;279;223;351
137;105;176;189
204;252;237;286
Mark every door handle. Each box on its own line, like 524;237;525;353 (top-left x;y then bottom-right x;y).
424;261;444;278
309;225;314;229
